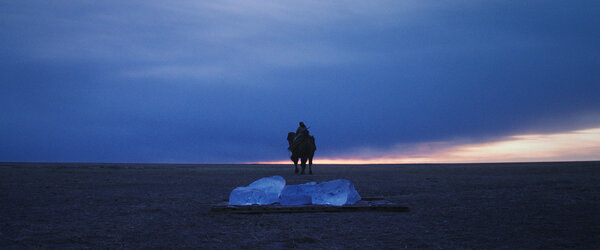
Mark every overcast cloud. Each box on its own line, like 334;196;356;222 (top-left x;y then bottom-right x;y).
1;1;599;163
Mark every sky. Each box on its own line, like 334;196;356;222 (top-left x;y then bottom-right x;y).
1;1;599;164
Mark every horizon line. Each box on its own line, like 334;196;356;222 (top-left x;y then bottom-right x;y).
1;160;599;166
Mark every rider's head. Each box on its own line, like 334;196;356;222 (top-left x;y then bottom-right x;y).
299;122;306;128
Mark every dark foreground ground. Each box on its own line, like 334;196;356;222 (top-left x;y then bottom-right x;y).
1;162;599;249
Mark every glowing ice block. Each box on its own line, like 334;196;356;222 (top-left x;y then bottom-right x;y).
279;181;317;205
229;176;361;206
228;176;286;205
311;179;361;206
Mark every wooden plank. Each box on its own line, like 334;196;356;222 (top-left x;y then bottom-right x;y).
211;205;409;214
222;197;385;203
360;197;385;201
211;200;409;214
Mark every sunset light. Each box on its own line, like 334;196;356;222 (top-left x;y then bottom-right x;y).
257;127;600;164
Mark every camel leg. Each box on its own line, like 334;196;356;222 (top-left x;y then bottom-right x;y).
308;157;313;175
300;158;307;174
291;156;299;174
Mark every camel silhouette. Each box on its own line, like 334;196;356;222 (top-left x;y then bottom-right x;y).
287;132;316;174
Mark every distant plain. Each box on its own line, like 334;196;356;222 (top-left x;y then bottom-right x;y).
1;162;599;248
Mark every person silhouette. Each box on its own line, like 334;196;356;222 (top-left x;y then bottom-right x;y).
295;122;308;138
289;122;310;151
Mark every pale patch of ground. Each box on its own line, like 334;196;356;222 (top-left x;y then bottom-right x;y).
1;162;599;248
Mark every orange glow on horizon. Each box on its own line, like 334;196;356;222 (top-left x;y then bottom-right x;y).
254;127;600;164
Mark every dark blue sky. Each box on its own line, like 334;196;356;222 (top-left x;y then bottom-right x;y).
1;1;599;163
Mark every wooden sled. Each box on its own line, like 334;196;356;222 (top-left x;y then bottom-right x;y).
210;197;409;214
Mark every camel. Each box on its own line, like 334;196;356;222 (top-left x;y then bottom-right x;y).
287;132;316;174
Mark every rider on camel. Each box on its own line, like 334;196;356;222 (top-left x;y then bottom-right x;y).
295;122;308;138
289;122;309;151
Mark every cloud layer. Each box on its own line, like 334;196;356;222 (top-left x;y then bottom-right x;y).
1;1;599;163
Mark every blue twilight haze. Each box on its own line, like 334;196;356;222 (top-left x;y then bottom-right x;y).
1;1;599;163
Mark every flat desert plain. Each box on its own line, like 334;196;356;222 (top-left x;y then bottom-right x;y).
1;162;599;248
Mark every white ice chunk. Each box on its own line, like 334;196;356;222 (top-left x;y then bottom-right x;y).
279;181;317;205
228;176;286;205
229;177;360;206
228;187;268;206
312;179;361;206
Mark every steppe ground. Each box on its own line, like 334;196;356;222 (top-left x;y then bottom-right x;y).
1;162;599;249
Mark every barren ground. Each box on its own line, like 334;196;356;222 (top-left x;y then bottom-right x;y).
1;162;599;249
